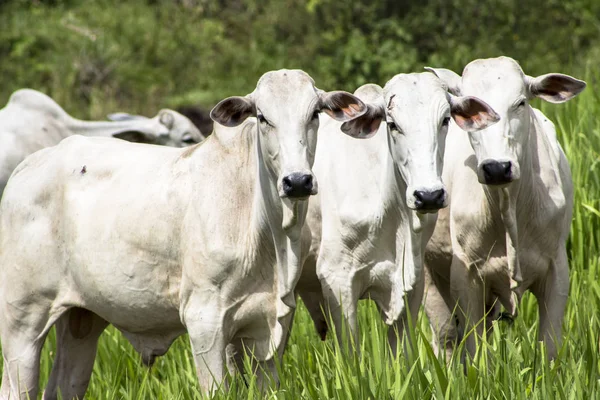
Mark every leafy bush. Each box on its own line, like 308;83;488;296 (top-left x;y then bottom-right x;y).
1;0;598;121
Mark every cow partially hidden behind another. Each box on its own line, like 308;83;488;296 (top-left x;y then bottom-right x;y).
297;73;499;354
0;89;204;196
424;57;585;361
0;70;368;399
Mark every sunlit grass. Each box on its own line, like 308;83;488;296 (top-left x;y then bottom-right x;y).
2;71;600;399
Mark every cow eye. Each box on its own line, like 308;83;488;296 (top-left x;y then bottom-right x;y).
311;110;320;120
517;100;526;108
182;135;196;144
387;122;403;135
257;114;270;126
442;117;451;127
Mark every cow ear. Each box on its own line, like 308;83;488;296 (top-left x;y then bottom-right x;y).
112;131;154;143
340;104;385;139
425;67;462;96
450;95;500;132
210;96;256;127
526;73;586;103
158;110;175;129
319;91;367;122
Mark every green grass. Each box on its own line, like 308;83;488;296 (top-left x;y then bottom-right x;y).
2;75;600;399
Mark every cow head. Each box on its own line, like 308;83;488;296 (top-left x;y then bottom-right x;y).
341;73;499;212
427;57;585;186
155;109;206;146
108;109;205;147
210;69;367;200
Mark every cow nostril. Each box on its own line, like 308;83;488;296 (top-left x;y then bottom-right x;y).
301;174;313;191
501;161;512;179
482;163;494;178
431;189;445;203
282;176;293;193
413;190;424;205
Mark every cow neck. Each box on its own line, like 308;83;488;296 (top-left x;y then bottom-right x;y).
63;116;161;139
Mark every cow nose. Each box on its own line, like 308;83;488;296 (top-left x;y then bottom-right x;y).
282;173;313;198
482;161;512;185
413;189;446;211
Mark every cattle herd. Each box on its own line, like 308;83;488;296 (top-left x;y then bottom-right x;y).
0;56;586;399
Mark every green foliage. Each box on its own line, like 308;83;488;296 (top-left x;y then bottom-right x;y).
1;0;599;119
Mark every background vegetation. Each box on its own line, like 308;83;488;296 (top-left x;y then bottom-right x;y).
1;0;599;121
0;1;599;399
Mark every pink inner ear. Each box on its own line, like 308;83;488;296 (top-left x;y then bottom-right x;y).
454;112;485;131
343;103;364;118
532;74;586;103
453;114;469;129
368;119;379;136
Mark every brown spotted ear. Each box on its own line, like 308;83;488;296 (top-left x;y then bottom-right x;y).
340;104;385;139
319;91;367;122
210;96;256;127
425;67;462;96
526;73;586;103
450;95;500;132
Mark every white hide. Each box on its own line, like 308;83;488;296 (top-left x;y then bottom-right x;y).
298;73;499;354
0;70;367;399
0;89;204;196
424;56;584;361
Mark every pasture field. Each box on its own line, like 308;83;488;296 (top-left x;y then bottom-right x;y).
1;74;600;399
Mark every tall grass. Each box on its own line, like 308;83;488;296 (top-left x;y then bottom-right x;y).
1;72;599;399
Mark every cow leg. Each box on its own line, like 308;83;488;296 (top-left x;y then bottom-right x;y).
423;267;458;362
451;255;485;360
43;308;108;400
320;270;359;352
535;250;569;360
298;290;328;340
183;298;227;395
226;340;244;378
254;308;295;391
388;269;425;357
0;323;48;400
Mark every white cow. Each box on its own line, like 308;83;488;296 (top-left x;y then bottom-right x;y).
424;56;585;361
297;73;499;353
0;89;204;195
0;70;367;399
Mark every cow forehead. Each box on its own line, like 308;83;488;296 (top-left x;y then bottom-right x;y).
253;69;319;112
462;57;527;100
384;73;449;113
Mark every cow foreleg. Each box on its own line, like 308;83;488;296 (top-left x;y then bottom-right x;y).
0;324;47;400
451;255;485;361
44;308;108;400
388;269;425;358
184;301;227;395
299;290;328;340
320;270;360;354
536;249;569;361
